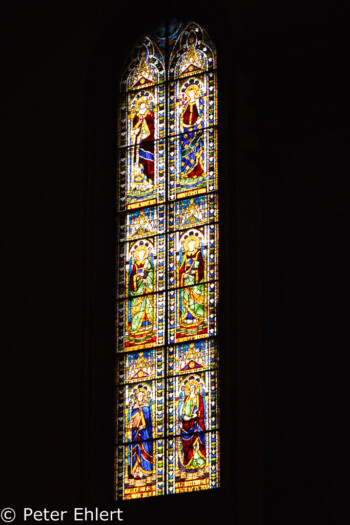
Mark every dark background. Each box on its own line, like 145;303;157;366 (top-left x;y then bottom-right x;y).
1;0;349;524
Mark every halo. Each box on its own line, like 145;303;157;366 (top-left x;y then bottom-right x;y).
134;387;147;398
185;84;200;99
183;235;200;252
185;379;199;395
136;95;150;111
134;244;149;259
181;78;202;96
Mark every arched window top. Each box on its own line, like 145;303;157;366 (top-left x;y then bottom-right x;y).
120;20;216;94
168;21;216;78
115;19;219;501
120;35;165;93
117;20;217;211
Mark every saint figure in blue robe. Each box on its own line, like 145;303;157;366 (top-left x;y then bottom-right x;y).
129;388;153;479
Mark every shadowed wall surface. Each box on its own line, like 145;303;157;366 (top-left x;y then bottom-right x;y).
1;1;348;523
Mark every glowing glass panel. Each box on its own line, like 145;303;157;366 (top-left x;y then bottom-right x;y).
168;21;216;80
119;86;165;150
168;73;217;136
119;204;166;243
117;234;165;299
167;432;219;494
168;194;218;231
168;282;218;344
117;348;164;385
167;340;218;375
117;139;165;211
116;292;165;352
168;128;217;200
116;378;165;444
116;19;219;500
115;440;165;499
167;370;218;436
120;36;165;93
168;224;218;289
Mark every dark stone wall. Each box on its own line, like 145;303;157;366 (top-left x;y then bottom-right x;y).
238;3;349;523
1;0;348;523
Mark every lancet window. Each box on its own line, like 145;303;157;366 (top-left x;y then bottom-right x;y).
115;20;219;499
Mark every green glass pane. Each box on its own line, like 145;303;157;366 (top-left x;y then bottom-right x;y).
116;291;165;352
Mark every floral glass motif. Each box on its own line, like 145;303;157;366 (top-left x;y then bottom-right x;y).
116;20;219;500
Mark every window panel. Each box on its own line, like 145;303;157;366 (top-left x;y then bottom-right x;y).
117;139;165;211
168;72;217;136
168;194;218;231
116;378;165;445
117;234;165;299
168;224;218;289
116;348;164;385
118;86;165;149
168;128;217;201
120;37;165;94
168;282;218;344
118;204;166;243
167;340;218;376
116;20;219;500
168;22;216;81
116;291;165;352
115;440;165;499
167;370;219;437
167;431;219;494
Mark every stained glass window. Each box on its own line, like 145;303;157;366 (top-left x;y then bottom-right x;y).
115;19;219;500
